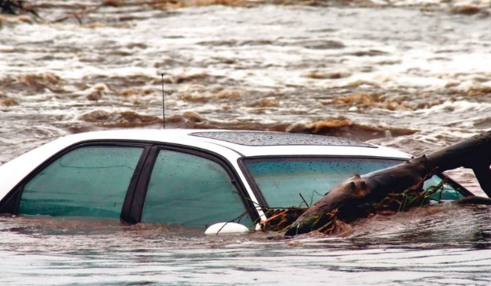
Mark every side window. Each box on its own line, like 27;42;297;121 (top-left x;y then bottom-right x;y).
423;175;466;201
19;146;144;218
141;150;252;228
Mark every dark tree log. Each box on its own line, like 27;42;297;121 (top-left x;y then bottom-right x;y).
1;0;39;17
285;130;491;236
1;0;23;15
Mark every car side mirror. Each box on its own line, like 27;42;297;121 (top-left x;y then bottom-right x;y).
204;222;249;235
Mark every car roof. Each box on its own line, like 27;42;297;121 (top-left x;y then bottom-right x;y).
54;129;412;160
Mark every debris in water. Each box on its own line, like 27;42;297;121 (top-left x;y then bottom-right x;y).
285;130;491;236
302;70;352;79
0;0;39;18
451;5;484;16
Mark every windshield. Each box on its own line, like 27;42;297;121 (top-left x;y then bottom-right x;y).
243;157;465;208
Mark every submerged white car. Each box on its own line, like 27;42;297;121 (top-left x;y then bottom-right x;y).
0;129;472;233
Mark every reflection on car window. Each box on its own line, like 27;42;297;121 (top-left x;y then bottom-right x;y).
244;158;402;208
20;146;144;218
141;150;252;228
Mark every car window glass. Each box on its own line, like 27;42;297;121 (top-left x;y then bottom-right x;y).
142;150;252;228
424;176;465;201
245;158;467;208
19;146;144;218
245;158;401;207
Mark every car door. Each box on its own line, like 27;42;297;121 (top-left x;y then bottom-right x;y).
123;145;256;229
0;142;151;218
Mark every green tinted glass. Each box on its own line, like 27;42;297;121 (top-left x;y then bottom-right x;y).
245;158;400;208
142;150;251;228
424;176;465;201
245;158;467;208
19;146;144;218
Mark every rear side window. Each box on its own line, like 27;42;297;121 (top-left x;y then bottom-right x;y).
19;146;144;218
141;150;252;228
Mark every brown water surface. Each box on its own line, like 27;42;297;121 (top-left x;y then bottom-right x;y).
1;0;491;284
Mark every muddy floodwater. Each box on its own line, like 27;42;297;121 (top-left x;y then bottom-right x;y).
3;206;491;285
1;0;491;284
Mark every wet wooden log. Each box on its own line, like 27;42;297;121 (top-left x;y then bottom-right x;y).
285;130;491;236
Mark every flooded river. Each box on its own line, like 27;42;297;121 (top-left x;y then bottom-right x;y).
3;205;491;285
1;0;491;284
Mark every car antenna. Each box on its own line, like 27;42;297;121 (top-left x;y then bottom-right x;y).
161;73;166;129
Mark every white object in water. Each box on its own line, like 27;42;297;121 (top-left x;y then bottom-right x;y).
205;222;249;235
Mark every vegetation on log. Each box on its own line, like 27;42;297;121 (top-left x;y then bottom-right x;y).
283;130;491;237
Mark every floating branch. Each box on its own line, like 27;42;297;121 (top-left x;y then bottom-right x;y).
285;130;491;237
